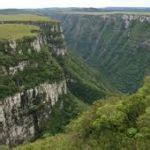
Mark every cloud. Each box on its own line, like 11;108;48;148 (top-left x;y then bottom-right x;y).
0;0;149;9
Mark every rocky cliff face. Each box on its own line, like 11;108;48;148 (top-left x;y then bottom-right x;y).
0;21;67;56
0;19;67;146
0;81;67;146
51;13;150;93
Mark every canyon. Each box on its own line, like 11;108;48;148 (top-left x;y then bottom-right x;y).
0;9;149;150
48;12;150;93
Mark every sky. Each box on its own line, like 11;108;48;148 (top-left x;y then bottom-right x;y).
0;0;150;9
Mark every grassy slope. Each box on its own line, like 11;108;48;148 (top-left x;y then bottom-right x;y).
15;76;150;150
0;24;39;40
0;14;51;22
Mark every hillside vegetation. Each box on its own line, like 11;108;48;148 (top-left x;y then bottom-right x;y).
62;52;115;103
15;76;150;150
0;45;64;100
51;13;150;93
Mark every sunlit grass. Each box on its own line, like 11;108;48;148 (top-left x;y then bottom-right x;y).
0;14;57;22
0;24;40;40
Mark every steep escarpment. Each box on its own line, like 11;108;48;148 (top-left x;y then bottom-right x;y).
0;22;66;99
51;13;150;93
0;81;67;146
0;15;67;147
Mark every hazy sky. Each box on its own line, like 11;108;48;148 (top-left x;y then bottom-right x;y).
0;0;150;9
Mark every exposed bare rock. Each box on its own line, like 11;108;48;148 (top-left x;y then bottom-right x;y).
0;81;67;146
9;61;29;75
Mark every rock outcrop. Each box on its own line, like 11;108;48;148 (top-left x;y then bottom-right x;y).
0;21;67;56
0;81;67;146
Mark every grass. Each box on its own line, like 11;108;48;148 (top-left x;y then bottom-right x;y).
0;24;40;40
0;14;56;22
0;145;8;150
15;134;73;150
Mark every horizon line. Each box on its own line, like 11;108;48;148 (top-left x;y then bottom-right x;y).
0;6;150;10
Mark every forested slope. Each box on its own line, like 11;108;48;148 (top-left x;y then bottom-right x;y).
15;76;150;150
50;13;150;93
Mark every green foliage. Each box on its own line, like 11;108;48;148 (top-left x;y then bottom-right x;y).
118;95;145;125
68;77;150;149
62;52;115;103
127;128;138;137
15;134;75;150
41;92;89;136
0;47;64;100
15;76;150;150
138;76;150;96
